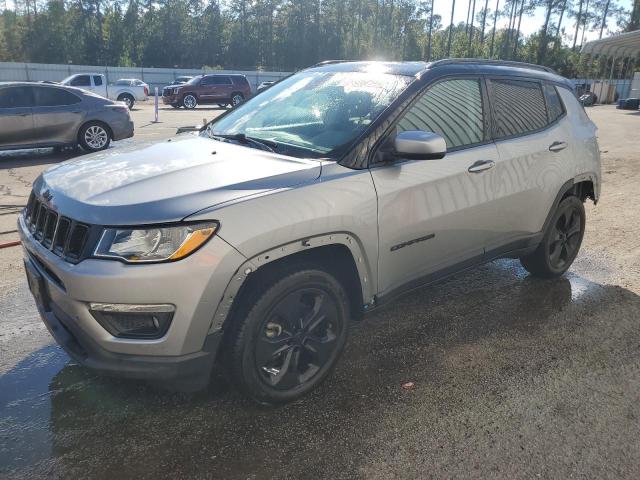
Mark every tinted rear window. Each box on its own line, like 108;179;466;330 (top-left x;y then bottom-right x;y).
93;76;103;86
545;84;565;123
490;79;547;138
70;75;91;87
0;86;33;108
33;87;81;107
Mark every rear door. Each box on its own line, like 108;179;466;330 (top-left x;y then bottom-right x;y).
486;77;568;252
32;86;84;145
371;77;503;296
0;86;35;148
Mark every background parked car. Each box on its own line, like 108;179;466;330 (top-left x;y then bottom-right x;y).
162;74;252;109
0;82;134;152
60;74;148;109
256;81;275;92
173;76;193;85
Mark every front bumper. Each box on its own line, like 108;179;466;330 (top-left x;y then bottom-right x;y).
162;93;180;105
18;214;246;382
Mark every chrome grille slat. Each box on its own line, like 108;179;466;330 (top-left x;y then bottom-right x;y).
24;194;90;263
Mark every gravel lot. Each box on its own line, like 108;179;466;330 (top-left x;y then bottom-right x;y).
0;103;639;479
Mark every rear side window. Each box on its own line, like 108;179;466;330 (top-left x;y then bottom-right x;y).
212;76;232;85
490;79;547;138
33;87;81;107
233;76;249;86
396;78;485;149
93;76;103;86
70;75;91;87
545;84;565;123
0;86;33;108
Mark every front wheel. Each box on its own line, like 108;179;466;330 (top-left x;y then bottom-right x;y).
227;269;349;404
79;122;111;152
182;94;197;109
520;196;585;278
231;93;244;107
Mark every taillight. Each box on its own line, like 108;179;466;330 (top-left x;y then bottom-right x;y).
144;86;149;96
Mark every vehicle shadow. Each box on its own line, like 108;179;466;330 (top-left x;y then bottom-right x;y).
2;259;640;478
0;147;86;169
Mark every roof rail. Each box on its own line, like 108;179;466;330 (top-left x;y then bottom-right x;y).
429;58;556;74
312;60;354;67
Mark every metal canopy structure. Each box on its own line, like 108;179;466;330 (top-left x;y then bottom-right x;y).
581;30;640;58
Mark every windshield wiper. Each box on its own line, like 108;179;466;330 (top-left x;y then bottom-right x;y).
209;132;277;152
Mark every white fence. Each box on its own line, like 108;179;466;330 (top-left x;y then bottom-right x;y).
0;62;291;92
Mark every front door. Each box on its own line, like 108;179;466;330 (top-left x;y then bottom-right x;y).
0;86;35;148
371;77;503;296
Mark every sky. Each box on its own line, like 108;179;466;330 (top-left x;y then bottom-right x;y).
432;0;634;46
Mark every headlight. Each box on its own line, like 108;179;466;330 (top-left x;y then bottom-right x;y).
94;222;218;263
173;87;180;94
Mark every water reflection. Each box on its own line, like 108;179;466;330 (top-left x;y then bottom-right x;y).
1;261;638;478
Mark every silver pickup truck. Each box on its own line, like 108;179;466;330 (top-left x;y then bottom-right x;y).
21;60;601;404
61;74;148;109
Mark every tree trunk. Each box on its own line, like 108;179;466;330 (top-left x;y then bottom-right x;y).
573;0;584;49
489;0;500;58
480;0;490;47
447;0;456;57
465;0;472;38
554;0;567;50
502;0;517;59
537;0;553;64
513;0;525;58
599;0;611;38
581;0;590;47
427;0;435;61
468;0;477;56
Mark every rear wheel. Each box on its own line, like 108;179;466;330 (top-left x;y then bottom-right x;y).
79;122;111;152
117;93;135;110
227;269;349;404
182;94;197;109
520;196;585;278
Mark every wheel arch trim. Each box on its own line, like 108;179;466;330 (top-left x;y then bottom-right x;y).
208;232;374;333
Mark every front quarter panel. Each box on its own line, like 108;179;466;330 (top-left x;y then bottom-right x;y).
186;162;379;323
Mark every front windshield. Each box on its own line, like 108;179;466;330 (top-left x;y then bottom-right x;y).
206;71;412;159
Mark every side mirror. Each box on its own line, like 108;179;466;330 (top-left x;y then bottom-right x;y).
394;130;447;160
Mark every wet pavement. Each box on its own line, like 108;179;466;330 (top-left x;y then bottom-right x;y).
2;258;640;479
1;105;640;479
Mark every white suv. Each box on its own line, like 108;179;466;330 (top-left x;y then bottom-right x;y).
20;60;600;403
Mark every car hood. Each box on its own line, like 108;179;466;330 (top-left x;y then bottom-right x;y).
34;135;322;225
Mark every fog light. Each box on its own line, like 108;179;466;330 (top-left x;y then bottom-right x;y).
89;303;175;339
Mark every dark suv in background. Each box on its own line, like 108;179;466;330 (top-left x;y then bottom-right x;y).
162;74;252;109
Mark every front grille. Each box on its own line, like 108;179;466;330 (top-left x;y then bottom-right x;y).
162;87;172;97
24;192;92;263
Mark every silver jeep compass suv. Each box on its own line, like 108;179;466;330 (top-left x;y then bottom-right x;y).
20;60;600;403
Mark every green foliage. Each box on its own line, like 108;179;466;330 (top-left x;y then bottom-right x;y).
0;0;635;75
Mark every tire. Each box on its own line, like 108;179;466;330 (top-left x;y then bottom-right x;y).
520;196;585;278
231;93;244;107
182;94;197;109
227;268;349;404
117;93;135;110
78;122;111;152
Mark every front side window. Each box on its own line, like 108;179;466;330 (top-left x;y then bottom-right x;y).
207;70;412;158
69;75;91;87
0;86;33;108
395;78;484;149
33;87;81;107
491;79;547;138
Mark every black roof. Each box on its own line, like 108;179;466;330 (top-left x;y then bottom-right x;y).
307;59;570;87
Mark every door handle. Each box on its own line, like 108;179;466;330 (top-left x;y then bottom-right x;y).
468;160;495;173
549;141;568;152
